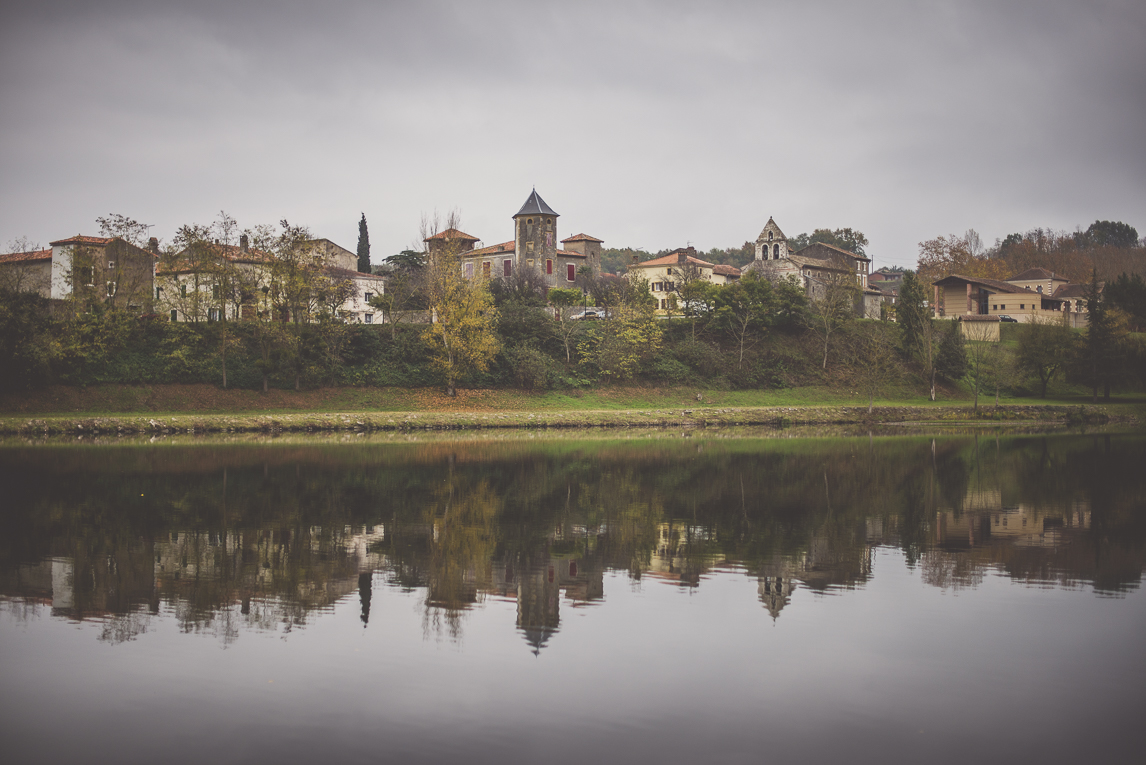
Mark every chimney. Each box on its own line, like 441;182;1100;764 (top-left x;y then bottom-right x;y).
677;250;688;265
632;254;639;264
240;234;249;252
148;237;159;255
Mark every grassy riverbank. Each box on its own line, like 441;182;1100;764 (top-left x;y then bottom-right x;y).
1;384;1140;435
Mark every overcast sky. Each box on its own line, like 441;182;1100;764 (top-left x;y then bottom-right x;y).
2;0;1143;268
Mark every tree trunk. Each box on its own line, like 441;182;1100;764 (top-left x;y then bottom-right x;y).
930;370;936;402
295;374;300;391
868;391;874;414
262;374;268;393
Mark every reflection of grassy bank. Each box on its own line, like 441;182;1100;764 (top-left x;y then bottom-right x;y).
0;402;1131;436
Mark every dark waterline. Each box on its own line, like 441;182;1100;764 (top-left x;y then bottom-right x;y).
1;432;1144;764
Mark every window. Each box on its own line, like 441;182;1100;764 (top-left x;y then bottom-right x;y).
567;263;575;282
108;260;115;269
773;244;780;258
180;284;187;297
364;313;373;324
170;309;178;322
208;308;221;321
503;259;512;277
526;259;533;267
546;258;553;275
992;305;997;311
464;262;473;278
1037;286;1043;293
768;231;774;241
212;285;220;299
527;241;535;253
365;291;373;302
156;287;163;299
77;266;93;286
1000;304;1005;310
482;261;490;278
106;282;116;297
1020;304;1025;310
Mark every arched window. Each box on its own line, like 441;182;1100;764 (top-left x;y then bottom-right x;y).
768;231;774;242
773;243;780;258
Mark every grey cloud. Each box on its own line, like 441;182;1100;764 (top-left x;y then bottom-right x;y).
1;0;1143;266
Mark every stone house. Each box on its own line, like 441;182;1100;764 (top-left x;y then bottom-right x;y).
158;235;385;324
742;217;881;318
0;234;158;311
627;247;741;313
435;190;603;290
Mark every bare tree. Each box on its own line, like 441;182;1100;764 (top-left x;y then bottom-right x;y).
803;273;857;370
845;322;901;413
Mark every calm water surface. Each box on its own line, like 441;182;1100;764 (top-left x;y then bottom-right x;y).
1;431;1144;764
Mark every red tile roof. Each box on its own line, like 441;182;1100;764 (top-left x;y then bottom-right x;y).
630;253;716;269
556;249;586;259
1051;283;1099;300
49;235;114;246
561;233;603;243
712;264;741;276
424;228;480;242
465;240;516;257
0;248;52;264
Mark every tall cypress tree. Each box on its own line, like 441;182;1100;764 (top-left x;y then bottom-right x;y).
1085;268;1116;402
357;213;371;273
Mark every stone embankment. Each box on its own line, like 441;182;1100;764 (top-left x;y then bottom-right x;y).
0;404;1124;437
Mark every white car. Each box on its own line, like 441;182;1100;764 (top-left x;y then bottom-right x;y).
569;309;603;320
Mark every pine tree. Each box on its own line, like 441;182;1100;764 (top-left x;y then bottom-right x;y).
935;320;968;383
1084;268;1116;401
356;213;371;273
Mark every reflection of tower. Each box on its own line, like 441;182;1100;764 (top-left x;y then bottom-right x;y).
757;574;795;620
517;557;560;655
359;571;372;627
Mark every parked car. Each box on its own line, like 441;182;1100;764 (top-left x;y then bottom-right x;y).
570;309;602;320
998;315;1018;322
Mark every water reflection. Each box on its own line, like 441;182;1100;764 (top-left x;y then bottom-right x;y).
1;433;1143;647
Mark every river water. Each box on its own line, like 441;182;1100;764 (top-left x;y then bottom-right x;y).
1;430;1144;764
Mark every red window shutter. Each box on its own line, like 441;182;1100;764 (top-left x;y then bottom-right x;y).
546;259;553;275
567;264;575;282
504;259;512;277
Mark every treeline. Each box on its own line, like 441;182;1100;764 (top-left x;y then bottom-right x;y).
917;220;1144;286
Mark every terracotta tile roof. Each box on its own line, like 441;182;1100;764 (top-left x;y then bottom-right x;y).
556;249;586;259
48;235;114;246
0;248;52;264
465;240;516;257
1009;267;1066;282
424;228;480;242
561;233;603;243
712;264;741;276
156;244;272;274
629;253;716;269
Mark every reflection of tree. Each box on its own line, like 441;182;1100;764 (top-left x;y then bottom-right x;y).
3;434;1146;646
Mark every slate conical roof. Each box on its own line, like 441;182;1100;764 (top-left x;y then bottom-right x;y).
514;189;559;218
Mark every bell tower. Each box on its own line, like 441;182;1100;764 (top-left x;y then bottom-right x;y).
513;189;559;269
755;216;789;261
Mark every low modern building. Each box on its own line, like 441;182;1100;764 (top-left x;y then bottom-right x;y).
931;268;1097;327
